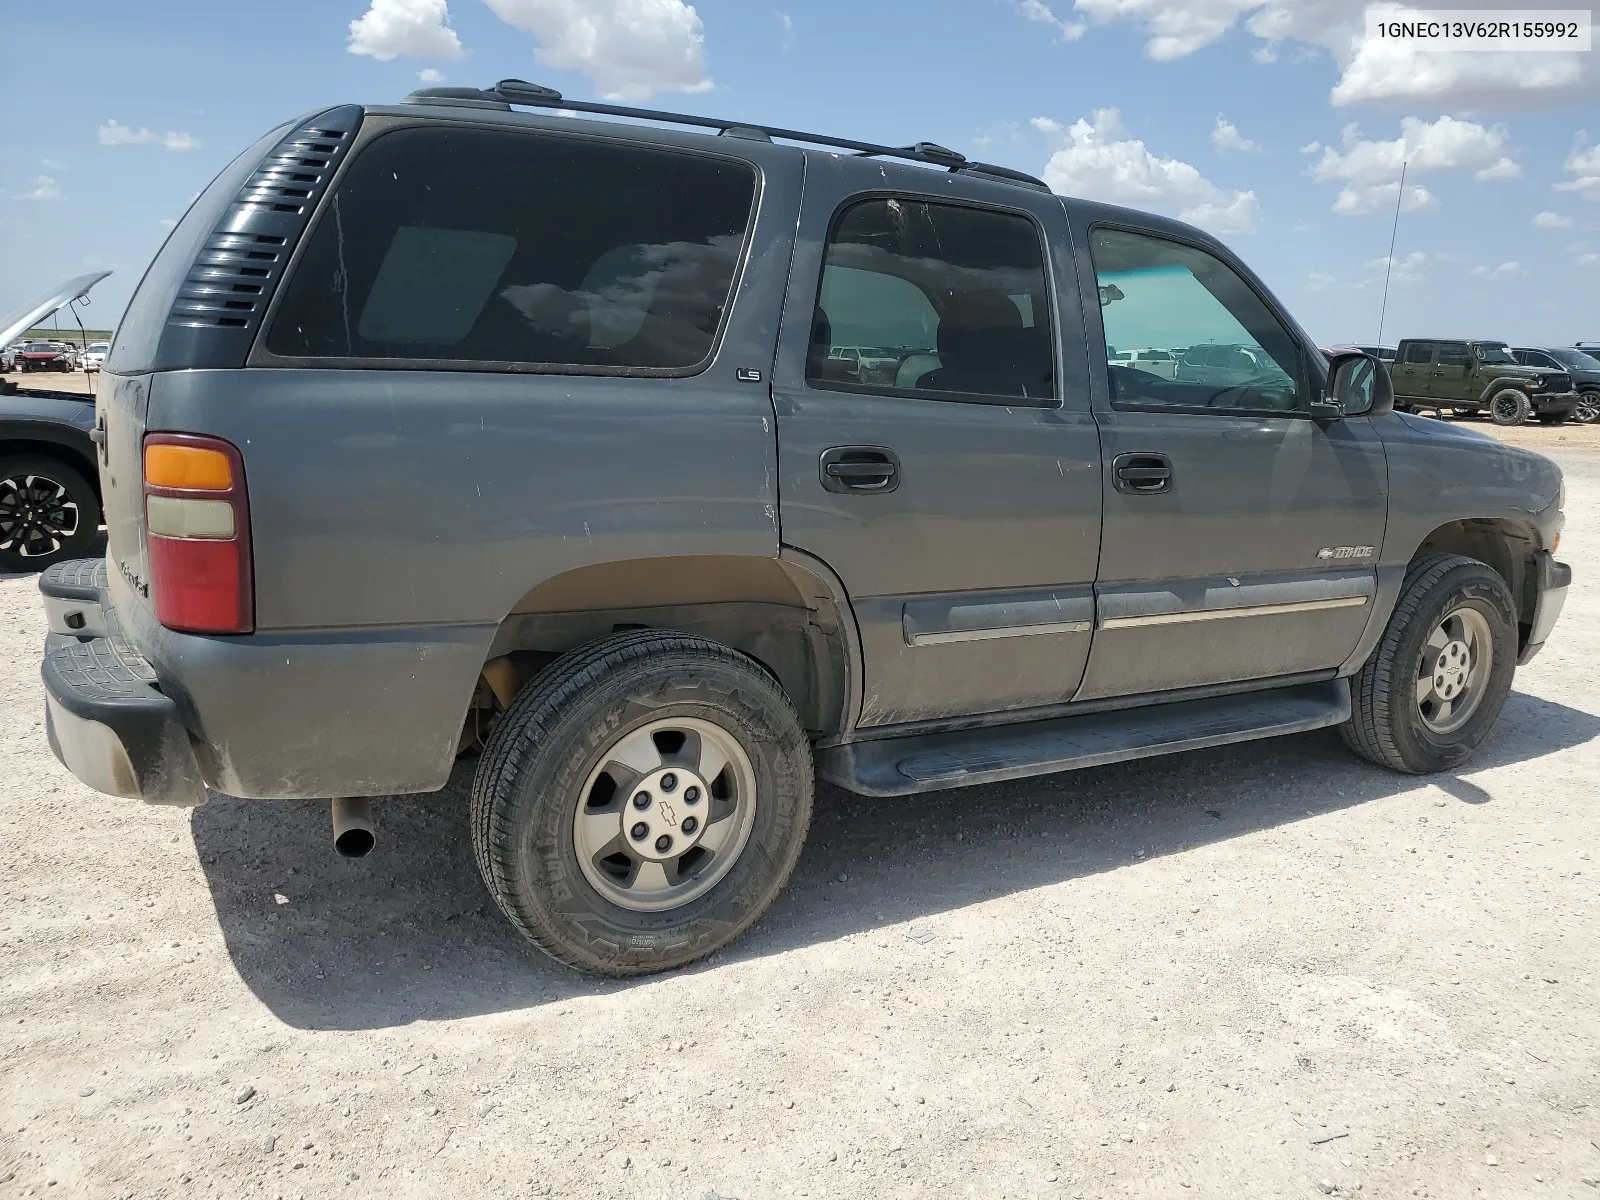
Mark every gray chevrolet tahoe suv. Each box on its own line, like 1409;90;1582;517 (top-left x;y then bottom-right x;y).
39;82;1572;977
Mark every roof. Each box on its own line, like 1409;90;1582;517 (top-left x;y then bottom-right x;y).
393;78;1050;192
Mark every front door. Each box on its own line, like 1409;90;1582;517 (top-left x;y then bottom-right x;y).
1433;341;1475;403
772;160;1102;727
1080;225;1388;700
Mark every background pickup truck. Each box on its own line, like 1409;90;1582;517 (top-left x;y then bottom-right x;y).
1389;339;1578;426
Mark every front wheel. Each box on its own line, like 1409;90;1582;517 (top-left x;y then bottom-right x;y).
1574;392;1600;424
1341;555;1517;774
0;456;101;572
1490;390;1530;426
470;629;814;976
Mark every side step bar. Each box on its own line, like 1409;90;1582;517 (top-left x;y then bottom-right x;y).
817;680;1350;797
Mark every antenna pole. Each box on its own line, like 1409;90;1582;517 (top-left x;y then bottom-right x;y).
1376;160;1407;346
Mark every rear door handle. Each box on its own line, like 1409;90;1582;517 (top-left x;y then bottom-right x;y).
820;446;900;495
1112;452;1172;494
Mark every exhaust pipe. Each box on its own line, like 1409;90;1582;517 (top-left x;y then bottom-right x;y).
331;797;375;858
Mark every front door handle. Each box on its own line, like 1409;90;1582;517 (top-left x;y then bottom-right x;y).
1112;452;1172;494
820;446;900;495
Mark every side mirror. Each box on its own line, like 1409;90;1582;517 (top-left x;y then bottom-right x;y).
1323;350;1392;419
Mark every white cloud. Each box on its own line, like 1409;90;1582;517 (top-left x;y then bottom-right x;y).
1578;253;1600;267
1068;0;1597;110
1555;141;1600;201
98;120;200;152
13;174;61;201
348;0;463;61
1333;181;1434;215
1365;251;1426;285
1035;108;1260;234
418;67;446;83
776;11;795;51
1021;0;1086;41
1470;261;1523;279
1310;117;1516;214
1299;141;1321;155
1211;115;1257;154
484;0;712;101
1533;211;1574;229
1474;157;1521;182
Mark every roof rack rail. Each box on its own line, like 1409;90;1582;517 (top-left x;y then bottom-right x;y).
458;78;1050;192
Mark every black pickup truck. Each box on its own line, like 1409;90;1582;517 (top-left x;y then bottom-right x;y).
0;273;110;570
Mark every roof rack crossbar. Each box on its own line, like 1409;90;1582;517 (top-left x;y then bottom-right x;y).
485;79;1050;191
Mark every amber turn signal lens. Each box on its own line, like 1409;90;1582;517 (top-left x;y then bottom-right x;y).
1553;532;1561;552
144;443;233;491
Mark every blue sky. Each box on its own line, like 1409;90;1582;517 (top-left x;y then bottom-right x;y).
3;0;1597;347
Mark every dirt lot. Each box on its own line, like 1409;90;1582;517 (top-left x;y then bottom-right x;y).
2;421;1598;1200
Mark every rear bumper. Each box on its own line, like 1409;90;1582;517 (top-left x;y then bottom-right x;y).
39;557;493;801
1518;551;1571;665
40;560;207;806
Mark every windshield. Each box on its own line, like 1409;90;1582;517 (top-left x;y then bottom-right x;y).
1546;348;1595;370
1473;342;1514;364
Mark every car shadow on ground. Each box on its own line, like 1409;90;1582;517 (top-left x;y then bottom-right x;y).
189;688;1599;1030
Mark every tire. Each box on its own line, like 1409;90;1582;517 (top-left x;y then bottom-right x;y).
1574;392;1600;425
0;455;101;572
1341;555;1517;774
470;629;814;976
1489;390;1530;426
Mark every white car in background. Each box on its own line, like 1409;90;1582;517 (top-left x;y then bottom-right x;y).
79;341;110;372
1110;347;1180;379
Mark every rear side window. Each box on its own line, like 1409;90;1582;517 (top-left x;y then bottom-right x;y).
807;198;1054;402
266;126;757;372
1404;343;1433;365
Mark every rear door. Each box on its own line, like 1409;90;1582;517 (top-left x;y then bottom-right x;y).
1080;223;1387;700
772;160;1102;727
1394;341;1435;403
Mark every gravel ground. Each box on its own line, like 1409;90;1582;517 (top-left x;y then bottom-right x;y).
2;426;1598;1200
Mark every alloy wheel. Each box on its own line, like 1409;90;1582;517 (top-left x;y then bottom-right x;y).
1415;606;1493;735
0;473;81;560
572;716;758;913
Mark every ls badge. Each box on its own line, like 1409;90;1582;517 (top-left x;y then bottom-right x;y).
1317;545;1375;560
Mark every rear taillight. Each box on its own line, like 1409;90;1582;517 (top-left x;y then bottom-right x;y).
143;433;253;634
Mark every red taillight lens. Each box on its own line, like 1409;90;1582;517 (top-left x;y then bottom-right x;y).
143;433;253;634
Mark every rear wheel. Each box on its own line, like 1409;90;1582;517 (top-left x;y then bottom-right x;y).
1574;392;1600;424
1490;390;1530;426
0;456;101;572
1341;555;1516;774
470;629;814;976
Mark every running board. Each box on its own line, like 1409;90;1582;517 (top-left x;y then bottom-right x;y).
817;680;1350;797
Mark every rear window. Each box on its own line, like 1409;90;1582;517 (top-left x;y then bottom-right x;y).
266;126;758;372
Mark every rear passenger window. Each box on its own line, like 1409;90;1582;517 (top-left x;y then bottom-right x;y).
807;198;1054;402
1404;344;1434;365
266;126;756;371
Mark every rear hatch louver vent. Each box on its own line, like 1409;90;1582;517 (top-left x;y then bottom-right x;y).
162;106;363;358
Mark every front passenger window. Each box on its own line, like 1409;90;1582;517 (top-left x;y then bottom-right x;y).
1090;227;1303;413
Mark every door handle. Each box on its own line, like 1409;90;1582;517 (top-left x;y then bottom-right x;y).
1112;452;1172;494
820;446;900;494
